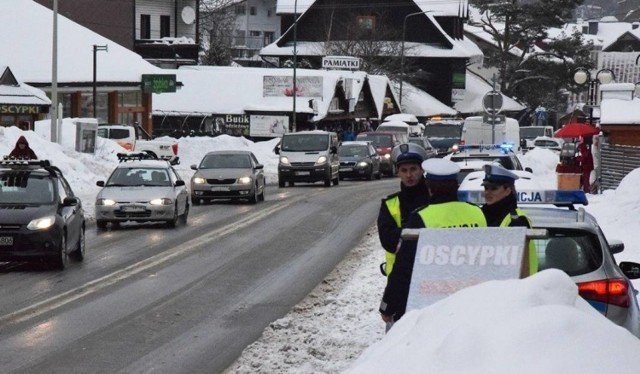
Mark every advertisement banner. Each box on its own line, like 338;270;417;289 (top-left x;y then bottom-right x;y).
263;76;323;98
406;227;526;313
213;114;250;136
250;115;289;137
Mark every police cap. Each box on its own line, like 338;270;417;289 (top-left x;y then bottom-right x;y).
391;143;428;166
481;163;519;186
421;158;460;181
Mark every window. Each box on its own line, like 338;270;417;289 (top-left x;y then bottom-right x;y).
356;16;375;31
250;6;257;15
264;31;274;45
140;14;150;39
234;30;246;45
235;5;245;15
250;30;261;37
267;9;272;17
160;15;171;38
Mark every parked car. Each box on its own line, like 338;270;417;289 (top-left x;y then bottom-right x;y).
97;123;179;164
407;136;438;159
520;126;554;151
532;136;564;153
449;144;528;184
95;153;189;228
0;159;85;269
458;189;640;337
355;131;402;177
338;141;382;180
190;150;265;204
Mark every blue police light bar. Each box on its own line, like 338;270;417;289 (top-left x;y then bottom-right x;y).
458;143;515;153
458;189;588;206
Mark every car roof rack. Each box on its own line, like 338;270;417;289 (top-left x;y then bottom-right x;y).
0;157;51;168
458;189;588;209
117;152;158;162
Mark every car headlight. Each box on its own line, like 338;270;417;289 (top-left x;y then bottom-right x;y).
150;198;173;205
383;154;391;159
238;176;252;185
357;161;369;167
279;156;290;165
192;176;206;184
27;216;55;230
96;198;116;206
315;156;327;165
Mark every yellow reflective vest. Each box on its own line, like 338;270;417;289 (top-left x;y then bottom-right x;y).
417;201;487;229
500;208;538;275
384;196;401;276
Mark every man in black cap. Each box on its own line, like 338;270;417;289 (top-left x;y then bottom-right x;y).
377;143;430;278
480;163;538;274
380;158;487;324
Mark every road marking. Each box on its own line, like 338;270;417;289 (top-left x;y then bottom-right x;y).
0;196;305;326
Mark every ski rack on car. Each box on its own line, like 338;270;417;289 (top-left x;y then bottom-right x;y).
0;157;51;168
116;152;158;162
458;189;588;209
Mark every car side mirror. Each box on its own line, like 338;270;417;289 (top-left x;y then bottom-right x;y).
330;146;338;154
63;196;79;206
96;181;105;187
175;180;186;187
255;164;264;170
190;164;198;170
274;146;280;154
609;240;624;254
525;167;533;173
619;261;640;279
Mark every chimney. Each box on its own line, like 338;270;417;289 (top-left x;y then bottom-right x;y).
588;20;599;35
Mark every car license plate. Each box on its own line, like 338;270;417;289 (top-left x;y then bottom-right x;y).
295;171;310;176
341;168;352;172
122;205;145;212
211;186;230;192
0;236;13;246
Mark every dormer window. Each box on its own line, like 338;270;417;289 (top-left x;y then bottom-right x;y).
356;16;375;31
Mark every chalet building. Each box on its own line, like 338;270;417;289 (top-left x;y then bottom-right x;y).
0;67;51;130
262;0;481;109
35;0;201;68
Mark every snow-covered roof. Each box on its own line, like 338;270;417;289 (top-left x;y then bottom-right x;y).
153;66;392;121
600;97;640;125
396;82;457;117
547;21;632;50
0;0;162;84
276;0;469;17
453;71;526;114
0;66;51;106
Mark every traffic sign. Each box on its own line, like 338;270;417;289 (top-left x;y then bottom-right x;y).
482;91;503;115
482;114;505;124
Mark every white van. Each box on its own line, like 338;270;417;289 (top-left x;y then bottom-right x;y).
461;116;520;149
383;114;423;136
376;120;411;143
274;130;340;187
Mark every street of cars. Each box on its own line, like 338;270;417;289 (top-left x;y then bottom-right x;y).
449;143;528;184
0;159;85;269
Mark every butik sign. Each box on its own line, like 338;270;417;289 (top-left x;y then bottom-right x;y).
322;56;361;70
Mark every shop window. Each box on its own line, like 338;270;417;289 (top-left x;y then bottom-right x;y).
160;15;171;38
140;14;151;39
356;16;375;31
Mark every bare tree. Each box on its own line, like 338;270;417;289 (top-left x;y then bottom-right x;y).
199;0;239;66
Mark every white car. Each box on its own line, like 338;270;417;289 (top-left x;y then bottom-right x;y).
458;168;547;204
532;136;564;153
95;153;189;229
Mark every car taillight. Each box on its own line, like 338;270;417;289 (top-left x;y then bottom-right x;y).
172;143;179;155
578;279;630;308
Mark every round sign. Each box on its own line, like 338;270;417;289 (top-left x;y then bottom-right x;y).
482;91;503;115
181;6;196;25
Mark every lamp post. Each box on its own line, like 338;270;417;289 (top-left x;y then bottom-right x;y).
400;10;432;108
92;44;108;118
292;0;298;133
573;67;615;125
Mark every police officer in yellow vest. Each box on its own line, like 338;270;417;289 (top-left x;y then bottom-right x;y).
480;163;538;275
377;143;430;277
380;158;487;323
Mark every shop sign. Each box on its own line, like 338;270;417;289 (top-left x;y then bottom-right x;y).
263;76;323;98
212;114;250;136
250;115;289;137
322;56;361;70
0;104;41;114
141;74;177;93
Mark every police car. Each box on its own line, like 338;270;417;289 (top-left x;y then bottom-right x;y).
458;188;640;337
95;153;189;229
0;158;85;269
449;144;528;184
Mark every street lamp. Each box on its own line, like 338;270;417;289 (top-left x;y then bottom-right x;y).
573;67;615;125
400;10;433;107
92;44;108;118
292;0;298;133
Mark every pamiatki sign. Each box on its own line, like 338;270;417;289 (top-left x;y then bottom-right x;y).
403;227;540;312
322;56;361;70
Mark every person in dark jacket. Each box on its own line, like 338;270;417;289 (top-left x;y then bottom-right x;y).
8;136;37;160
377;143;430;277
380;158;487;324
480;164;538;275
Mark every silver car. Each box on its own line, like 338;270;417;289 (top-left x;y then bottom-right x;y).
190;150;265;204
459;189;640;337
95;156;189;229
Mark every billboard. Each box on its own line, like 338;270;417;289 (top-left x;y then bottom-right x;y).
250;115;289;137
263;76;323;98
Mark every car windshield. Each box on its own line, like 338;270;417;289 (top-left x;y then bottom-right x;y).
339;145;367;157
0;172;55;204
281;134;329;151
534;229;603;276
520;127;546;139
200;154;251;169
356;134;392;148
106;167;171;186
534;140;559;147
424;124;462;138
